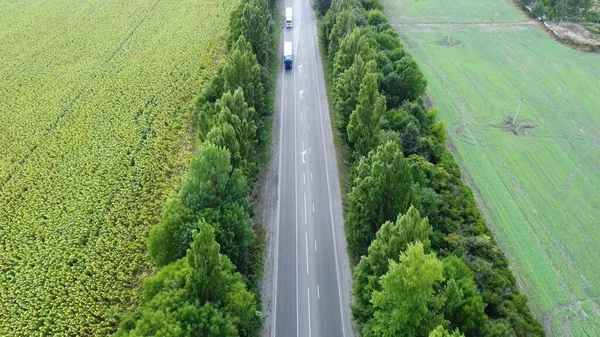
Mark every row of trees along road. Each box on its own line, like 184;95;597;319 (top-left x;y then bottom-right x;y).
317;0;546;336
113;0;276;336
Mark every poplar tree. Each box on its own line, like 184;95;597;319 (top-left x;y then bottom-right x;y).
352;206;433;324
347;72;385;158
346;141;415;258
222;36;265;115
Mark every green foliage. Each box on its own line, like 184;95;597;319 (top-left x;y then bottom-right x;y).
199;203;256;276
347;141;415;258
366;9;389;27
116;222;258;337
333;55;367;137
364;242;445;337
401;120;422;155
347;72;386;158
181;144;249;215
352;206;433;324
228;0;274;67
531;1;545;18
380;53;427;107
187;220;231;303
428;325;465;337
115;297;239;337
208;88;259;176
440;256;488;336
328;8;358;62
333;27;378;79
543;0;594;19
316;0;333;15
148;199;197;266
321;0;547;334
222;36;266;116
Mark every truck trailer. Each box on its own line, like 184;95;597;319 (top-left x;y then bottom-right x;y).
285;7;293;28
284;41;292;69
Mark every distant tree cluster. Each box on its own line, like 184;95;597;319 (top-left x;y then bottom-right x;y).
519;0;597;21
320;0;545;335
113;1;277;336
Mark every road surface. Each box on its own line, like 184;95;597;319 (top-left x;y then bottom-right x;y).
270;0;354;336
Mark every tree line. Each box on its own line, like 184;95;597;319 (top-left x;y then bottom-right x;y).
518;0;599;22
317;0;545;335
113;0;277;336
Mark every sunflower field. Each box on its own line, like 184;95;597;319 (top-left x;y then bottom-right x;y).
0;0;236;335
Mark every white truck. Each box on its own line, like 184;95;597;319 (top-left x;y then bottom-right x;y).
284;41;293;69
285;7;293;28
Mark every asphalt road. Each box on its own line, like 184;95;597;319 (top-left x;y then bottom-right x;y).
271;0;354;336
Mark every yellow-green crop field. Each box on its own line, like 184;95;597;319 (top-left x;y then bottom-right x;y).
383;0;600;335
0;0;235;335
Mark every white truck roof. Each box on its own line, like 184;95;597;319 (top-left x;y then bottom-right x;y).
284;41;292;57
285;7;292;18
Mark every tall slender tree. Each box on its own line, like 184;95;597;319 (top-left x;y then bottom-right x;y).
222;36;265;115
347;72;386;158
346;141;416;258
352;206;433;324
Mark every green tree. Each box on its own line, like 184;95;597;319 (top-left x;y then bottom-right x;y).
206;123;240;168
332;27;377;79
481;320;514;337
187;220;229;303
531;1;545;17
199;203;256;275
380;52;427;107
209;88;259;174
116;221;257;337
401;120;421;156
366;9;388;27
147;199;197;266
327;8;357;62
333;56;377;137
228;0;273;67
352;206;433;324
347;72;386;158
180;144;250;215
360;0;384;10
428;325;465;337
115;294;238;337
347;141;416;258
316;0;333;15
187;221;258;336
440;256;487;336
222;36;265;115
364;242;445;337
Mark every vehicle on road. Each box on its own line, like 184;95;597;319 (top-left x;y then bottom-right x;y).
285;7;293;27
284;41;293;69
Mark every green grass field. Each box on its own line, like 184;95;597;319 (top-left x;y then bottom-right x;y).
0;0;234;335
383;0;600;335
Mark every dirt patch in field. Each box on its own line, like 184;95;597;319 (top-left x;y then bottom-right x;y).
492;116;538;135
435;39;463;47
547;22;600;46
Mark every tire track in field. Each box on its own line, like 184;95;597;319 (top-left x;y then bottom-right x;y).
391;21;535;33
543;295;600;337
0;0;163;192
391;21;534;27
